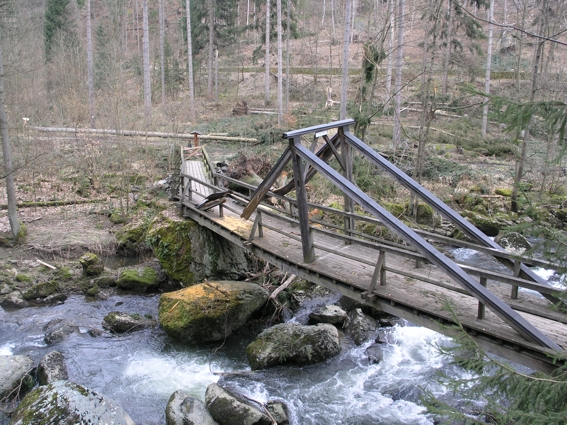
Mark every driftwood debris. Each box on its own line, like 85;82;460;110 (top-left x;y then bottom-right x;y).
29;126;257;143
36;259;57;269
269;274;296;301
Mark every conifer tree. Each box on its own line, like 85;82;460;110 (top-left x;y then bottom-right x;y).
44;0;71;61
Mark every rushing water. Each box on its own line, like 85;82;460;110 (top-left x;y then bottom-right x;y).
0;290;468;425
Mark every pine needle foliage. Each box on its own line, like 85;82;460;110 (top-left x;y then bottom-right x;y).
422;301;567;425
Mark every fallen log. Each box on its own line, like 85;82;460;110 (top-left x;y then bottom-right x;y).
0;198;107;209
29;126;257;143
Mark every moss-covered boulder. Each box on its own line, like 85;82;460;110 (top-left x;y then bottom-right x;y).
102;311;157;333
158;281;268;343
147;211;250;286
115;213;151;253
22;281;59;300
461;211;502;236
495;231;533;254
495;188;513;197
9;380;135;425
116;266;161;292
79;252;104;276
246;323;341;370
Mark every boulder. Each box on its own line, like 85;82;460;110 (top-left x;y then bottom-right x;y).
365;343;385;365
44;319;77;345
495;231;533;255
308;305;347;325
337;295;389;319
22;281;59;300
0;282;12;295
344;308;377;345
266;401;289;425
38;351;68;385
36;293;67;306
103;311;157;333
0;291;28;309
116;266;161;293
79;252;104;276
10;380;135;425
0;355;34;399
246;323;341;370
115;213;150;252
205;383;271;425
147;211;250;286
159;281;268;343
461;211;502;236
165;390;218;425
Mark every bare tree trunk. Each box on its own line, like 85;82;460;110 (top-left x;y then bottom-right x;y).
481;0;494;137
392;0;405;148
322;0;326;25
135;0;141;54
285;0;290;111
207;0;214;99
385;0;394;104
340;0;353;120
86;0;95;128
331;0;336;42
277;0;283;125
246;0;250;39
142;0;151;122
515;0;527;89
159;0;166;106
441;0;452;96
0;31;20;240
186;0;196;121
215;48;218;101
265;0;271;106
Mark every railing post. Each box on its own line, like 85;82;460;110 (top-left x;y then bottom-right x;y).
290;138;315;263
477;276;487;319
511;260;520;299
247;210;263;243
368;251;386;294
339;126;355;243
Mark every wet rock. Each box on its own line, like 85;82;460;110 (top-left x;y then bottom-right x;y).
205;383;271;425
116;266;161;293
0;291;28;309
246;323;341;370
337;295;389;319
79;252;104;276
365;343;385;365
102;311;157;333
0;355;35;399
159;281;268;343
0;282;13;295
22;281;60;300
344;308;377;345
36;293;67;306
115;213;151;252
461;211;501;236
44;318;77;345
495;231;533;254
165;390;218;425
38;351;68;385
10;380;135;425
308;305;347;325
266;401;289;425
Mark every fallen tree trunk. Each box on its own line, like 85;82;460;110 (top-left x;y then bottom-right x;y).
29;126;257;143
0;198;107;209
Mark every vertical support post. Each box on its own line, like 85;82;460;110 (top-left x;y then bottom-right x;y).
247;210;263;243
290;137;315;263
368;250;386;293
339;126;354;243
511;259;520;299
478;276;487;319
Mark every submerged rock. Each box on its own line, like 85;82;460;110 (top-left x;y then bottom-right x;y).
22;281;59;300
38;351;68;385
344;308;377;345
116;266;161;293
165;390;218;425
0;355;34;400
159;281;268;343
308;304;347;325
10;380;135;425
43;318;77;345
246;323;341;370
102;311;157;333
205;383;271;425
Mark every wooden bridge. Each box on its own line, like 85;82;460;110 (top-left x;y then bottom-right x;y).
176;119;567;373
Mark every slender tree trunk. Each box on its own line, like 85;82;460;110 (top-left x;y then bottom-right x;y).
135;0;140;54
86;0;95;128
159;0;166;106
331;0;336;42
340;0;353;120
385;0;394;104
481;0;494;137
142;0;151;122
265;0;271;106
186;0;196;121
207;0;214;99
0;31;20;240
285;0;290;111
277;0;283;125
515;0;527;89
246;0;250;39
215;48;218;101
441;0;452;96
393;0;405;148
322;0;326;25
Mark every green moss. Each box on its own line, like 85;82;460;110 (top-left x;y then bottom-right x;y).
57;267;73;281
146;213;197;285
495;188;513;197
22;281;59;300
382;201;406;218
86;285;99;297
116;266;159;292
16;273;32;283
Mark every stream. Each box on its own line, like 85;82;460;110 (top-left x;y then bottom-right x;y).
0;246;560;424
